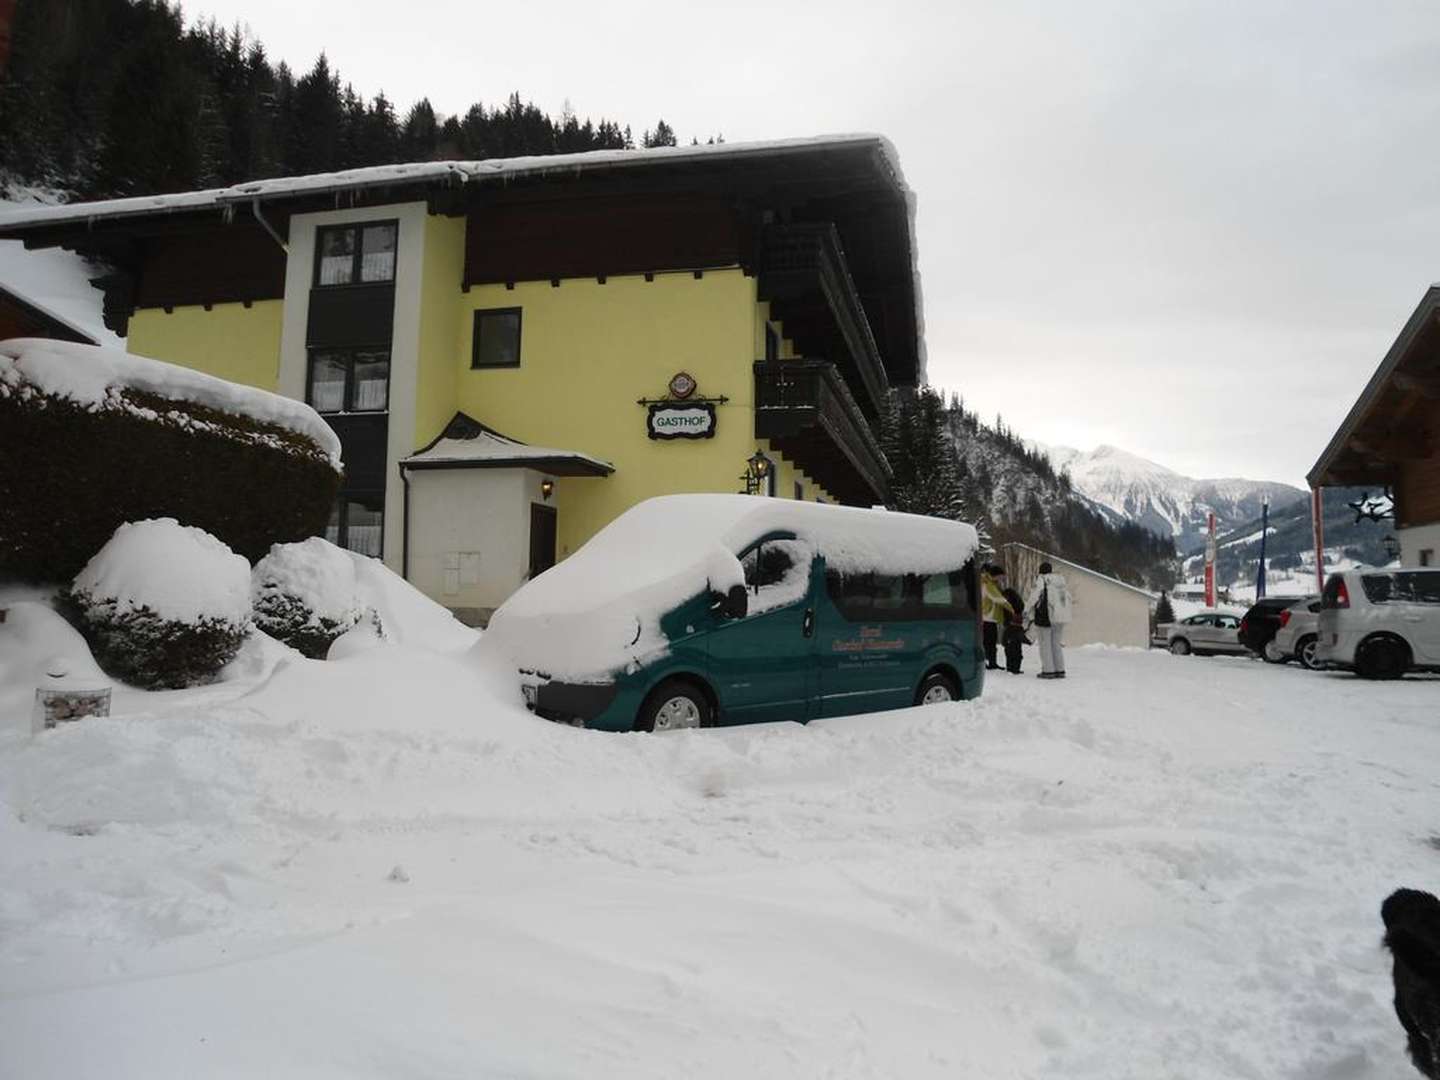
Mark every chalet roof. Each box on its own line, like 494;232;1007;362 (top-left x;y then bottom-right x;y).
0;134;925;385
1308;285;1440;488
401;412;613;476
0;135;901;230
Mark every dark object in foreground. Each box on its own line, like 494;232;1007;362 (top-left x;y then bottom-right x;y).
1382;887;1440;1078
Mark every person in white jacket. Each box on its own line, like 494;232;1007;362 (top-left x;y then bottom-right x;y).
1024;562;1073;679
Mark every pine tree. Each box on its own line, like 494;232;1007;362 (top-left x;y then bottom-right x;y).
1155;591;1175;624
642;119;676;148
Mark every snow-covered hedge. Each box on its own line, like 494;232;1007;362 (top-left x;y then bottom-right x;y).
0;338;342;581
61;519;253;689
252;538;368;659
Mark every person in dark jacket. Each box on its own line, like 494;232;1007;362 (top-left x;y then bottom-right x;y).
1001;584;1028;674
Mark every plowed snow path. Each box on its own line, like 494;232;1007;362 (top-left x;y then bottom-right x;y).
2;647;1437;1078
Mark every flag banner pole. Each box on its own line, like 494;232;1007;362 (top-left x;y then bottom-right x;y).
1256;496;1269;599
1204;511;1216;608
1311;488;1325;594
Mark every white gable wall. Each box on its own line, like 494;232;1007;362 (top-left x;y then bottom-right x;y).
1003;544;1152;649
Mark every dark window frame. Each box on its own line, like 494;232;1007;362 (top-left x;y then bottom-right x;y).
471;306;524;369
313;219;399;288
326;491;386;558
306;347;392;414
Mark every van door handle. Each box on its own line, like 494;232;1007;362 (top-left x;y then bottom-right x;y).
802;609;814;638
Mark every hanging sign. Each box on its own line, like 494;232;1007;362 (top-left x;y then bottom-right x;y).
647;403;716;440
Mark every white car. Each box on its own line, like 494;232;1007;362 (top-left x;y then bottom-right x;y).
1166;611;1248;656
1267;598;1323;670
1316;568;1440;679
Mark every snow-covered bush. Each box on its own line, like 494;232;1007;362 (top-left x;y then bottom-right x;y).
251;538;367;659
61;519;253;689
0;338;341;581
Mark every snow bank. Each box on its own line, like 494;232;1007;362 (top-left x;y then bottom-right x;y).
1;648;1436;1077
0;337;341;468
346;552;478;653
486;495;978;677
73;519;251;625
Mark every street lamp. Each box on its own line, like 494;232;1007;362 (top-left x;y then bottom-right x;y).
740;450;774;495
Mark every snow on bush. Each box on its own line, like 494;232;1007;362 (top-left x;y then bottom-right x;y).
0;337;341;581
62;519;252;689
252;538;367;659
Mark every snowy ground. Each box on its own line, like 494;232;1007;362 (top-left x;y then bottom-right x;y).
2;632;1437;1078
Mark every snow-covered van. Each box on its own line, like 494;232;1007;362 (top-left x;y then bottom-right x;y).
483;495;983;731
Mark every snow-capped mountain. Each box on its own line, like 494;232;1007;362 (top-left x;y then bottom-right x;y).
1037;444;1305;554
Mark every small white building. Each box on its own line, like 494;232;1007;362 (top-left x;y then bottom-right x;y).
1002;543;1154;648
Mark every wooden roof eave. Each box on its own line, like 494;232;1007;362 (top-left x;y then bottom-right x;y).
1307;285;1440;488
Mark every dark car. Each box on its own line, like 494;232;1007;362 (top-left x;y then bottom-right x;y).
1238;596;1306;656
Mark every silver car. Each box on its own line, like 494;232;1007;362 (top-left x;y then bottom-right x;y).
1317;568;1440;678
1167;611;1248;656
1267;598;1323;670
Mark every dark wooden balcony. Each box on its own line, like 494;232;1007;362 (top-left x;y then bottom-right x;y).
758;224;890;419
754;360;891;505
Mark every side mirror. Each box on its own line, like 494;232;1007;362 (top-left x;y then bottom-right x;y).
713;583;748;620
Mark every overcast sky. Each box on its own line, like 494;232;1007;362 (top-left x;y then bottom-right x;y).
181;0;1440;486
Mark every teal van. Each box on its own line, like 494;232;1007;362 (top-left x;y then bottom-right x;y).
485;495;983;732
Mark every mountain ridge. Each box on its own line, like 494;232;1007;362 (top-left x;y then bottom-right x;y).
1030;442;1306;554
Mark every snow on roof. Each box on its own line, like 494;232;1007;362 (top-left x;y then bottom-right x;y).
484;494;978;678
0;196;122;348
402;413;612;475
0;338;341;468
1003;542;1156;600
0;135;901;232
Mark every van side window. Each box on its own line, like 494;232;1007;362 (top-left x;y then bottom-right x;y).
826;566;973;623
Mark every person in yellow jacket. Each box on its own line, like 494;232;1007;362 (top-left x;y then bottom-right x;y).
980;564;1015;670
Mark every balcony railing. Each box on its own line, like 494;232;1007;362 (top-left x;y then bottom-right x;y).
758;224;890;418
754;359;891;504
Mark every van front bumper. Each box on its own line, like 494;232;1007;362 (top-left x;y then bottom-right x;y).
525;677;621;727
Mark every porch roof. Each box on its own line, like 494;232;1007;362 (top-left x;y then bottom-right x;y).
401;412;613;477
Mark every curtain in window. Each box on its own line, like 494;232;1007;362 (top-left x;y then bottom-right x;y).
309;355;347;413
318;229;355;286
352;354;389;411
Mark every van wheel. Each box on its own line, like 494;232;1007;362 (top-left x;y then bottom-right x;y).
915;671;959;706
636;679;712;732
1355;635;1410;680
1169;638;1191;656
1295;635;1321;671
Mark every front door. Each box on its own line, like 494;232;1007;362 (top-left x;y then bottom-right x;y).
529;504;557;579
705;538;817;724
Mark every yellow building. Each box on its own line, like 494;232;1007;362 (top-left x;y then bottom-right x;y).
1;136;924;622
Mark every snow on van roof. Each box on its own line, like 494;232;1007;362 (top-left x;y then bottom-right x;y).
0;338;342;468
483;495;978;679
